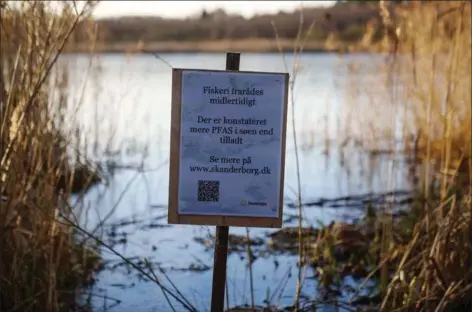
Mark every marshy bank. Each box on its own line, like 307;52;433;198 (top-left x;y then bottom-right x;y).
1;1;471;312
1;2;105;311
80;2;470;311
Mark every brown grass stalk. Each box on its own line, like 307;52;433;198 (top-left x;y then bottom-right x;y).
0;2;103;311
344;1;471;311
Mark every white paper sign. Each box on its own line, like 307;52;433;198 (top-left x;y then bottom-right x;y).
177;70;287;218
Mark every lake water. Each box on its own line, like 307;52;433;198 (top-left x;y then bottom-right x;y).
63;52;415;312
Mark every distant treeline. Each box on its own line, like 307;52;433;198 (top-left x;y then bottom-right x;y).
72;1;406;45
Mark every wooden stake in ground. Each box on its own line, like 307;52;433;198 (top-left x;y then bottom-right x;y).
168;50;288;310
210;51;240;312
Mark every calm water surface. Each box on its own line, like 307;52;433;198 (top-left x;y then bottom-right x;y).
63;53;412;312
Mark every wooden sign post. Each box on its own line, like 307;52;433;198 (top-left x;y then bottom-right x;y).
168;52;289;312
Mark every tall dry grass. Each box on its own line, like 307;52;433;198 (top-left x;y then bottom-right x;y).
1;3;202;311
0;1;103;311
343;1;471;311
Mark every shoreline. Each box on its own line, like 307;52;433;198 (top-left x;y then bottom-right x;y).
65;38;376;54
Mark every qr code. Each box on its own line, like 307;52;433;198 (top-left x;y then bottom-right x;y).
197;180;220;202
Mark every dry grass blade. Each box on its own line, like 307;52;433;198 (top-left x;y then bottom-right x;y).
340;1;472;311
0;2;159;312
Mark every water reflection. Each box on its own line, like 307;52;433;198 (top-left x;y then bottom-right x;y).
65;52;415;311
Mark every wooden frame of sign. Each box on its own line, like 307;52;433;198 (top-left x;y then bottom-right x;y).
168;68;289;228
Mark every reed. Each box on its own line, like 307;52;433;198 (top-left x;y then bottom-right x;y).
343;1;471;311
0;2;104;311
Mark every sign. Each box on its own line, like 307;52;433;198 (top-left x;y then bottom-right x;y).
168;68;289;228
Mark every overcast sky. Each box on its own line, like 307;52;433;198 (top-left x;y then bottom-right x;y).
92;1;334;19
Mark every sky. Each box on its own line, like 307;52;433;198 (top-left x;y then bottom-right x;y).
92;1;335;19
